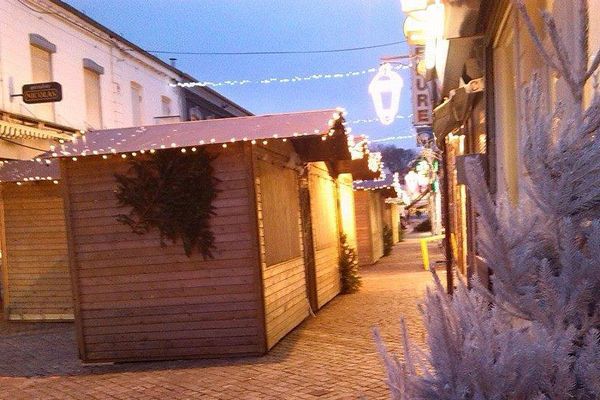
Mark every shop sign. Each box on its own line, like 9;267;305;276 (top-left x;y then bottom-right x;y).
22;82;62;104
412;72;433;125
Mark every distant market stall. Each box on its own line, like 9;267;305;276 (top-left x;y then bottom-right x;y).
0;160;72;321
54;109;357;362
353;172;399;266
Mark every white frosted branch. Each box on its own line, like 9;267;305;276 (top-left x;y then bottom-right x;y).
542;12;582;101
577;0;590;83
513;0;559;72
585;49;600;81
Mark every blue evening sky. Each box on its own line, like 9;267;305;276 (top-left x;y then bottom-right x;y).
65;0;414;147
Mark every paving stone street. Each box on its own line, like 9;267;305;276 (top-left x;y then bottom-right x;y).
0;238;444;400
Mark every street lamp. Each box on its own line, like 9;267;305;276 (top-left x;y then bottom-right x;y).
369;63;404;125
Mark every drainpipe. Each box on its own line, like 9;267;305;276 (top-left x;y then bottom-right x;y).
441;140;454;295
0;22;5;110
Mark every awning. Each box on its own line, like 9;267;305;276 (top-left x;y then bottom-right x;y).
354;172;398;197
336;158;381;180
433;81;483;144
0;119;73;141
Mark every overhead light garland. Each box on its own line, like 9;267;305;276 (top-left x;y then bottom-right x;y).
171;65;410;88
346;113;413;125
369;134;416;143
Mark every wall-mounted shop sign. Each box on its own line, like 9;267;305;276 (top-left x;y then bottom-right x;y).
412;73;433;125
22;82;62;104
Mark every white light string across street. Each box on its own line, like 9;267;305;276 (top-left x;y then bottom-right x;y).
171;64;410;88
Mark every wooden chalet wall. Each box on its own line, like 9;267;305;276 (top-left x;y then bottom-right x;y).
369;192;384;262
383;203;392;229
0;182;72;320
337;173;358;249
390;203;400;243
308;162;340;309
61;144;266;362
354;190;372;266
253;142;309;349
354;190;384;266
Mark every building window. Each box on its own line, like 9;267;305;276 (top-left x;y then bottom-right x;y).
83;59;104;129
161;96;172;116
131;82;143;126
188;106;203;121
30;35;55;122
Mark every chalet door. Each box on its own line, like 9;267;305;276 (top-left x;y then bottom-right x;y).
299;177;318;312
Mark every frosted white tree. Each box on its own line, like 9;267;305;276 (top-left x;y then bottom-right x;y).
376;1;600;398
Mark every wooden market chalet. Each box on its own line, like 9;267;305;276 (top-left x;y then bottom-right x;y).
0;109;389;362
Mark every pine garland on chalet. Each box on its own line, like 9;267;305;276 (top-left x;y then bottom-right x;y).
339;234;362;293
114;147;220;259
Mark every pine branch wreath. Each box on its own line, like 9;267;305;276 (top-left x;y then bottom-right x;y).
114;148;220;259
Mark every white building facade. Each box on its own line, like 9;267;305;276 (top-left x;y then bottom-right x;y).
0;0;250;159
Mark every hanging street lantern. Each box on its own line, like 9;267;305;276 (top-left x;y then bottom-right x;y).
369;63;404;125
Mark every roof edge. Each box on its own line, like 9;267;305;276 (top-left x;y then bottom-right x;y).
47;0;252;116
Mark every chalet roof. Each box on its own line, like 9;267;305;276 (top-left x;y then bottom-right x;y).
56;109;347;157
0;159;59;183
354;171;397;192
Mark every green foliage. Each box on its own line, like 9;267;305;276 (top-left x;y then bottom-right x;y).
114;148;220;259
383;225;394;256
414;218;432;233
339;234;361;294
372;144;417;174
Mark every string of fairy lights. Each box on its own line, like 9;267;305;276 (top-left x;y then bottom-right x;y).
1;59;416;185
1;130;414;185
171;64;411;88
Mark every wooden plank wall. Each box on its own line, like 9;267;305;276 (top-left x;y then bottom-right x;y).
62;144;266;362
308;163;340;309
254;143;309;349
391;204;400;243
0;182;73;320
337;173;358;249
383;202;391;229
369;191;385;262
354;190;375;266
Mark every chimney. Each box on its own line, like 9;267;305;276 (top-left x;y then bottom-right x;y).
169;58;177;67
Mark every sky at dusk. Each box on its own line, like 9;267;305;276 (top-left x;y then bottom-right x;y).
65;0;415;147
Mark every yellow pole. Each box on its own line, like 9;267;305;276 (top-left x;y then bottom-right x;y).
419;235;445;271
421;239;430;270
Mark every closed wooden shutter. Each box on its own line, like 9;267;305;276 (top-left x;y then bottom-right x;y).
309;166;337;250
258;160;301;266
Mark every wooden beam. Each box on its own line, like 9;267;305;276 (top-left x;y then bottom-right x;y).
59;159;87;360
245;142;268;354
0;186;10;319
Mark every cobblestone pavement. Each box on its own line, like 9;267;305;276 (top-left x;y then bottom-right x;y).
0;238;444;400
